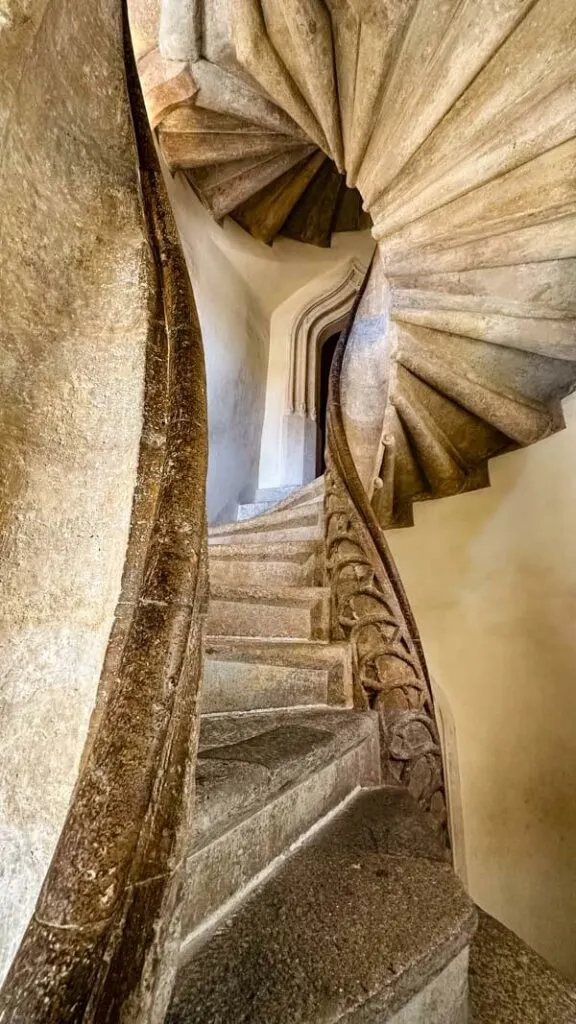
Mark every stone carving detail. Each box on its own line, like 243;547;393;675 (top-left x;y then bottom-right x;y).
288;259;367;419
325;459;446;826
324;300;446;826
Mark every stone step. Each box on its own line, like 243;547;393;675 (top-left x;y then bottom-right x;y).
237;500;277;521
209;539;323;588
202;638;352;713
168;786;476;1024
209;523;322;546
254;484;301;504
469;909;576;1023
206;584;330;640
209;498;322;541
180;709;381;942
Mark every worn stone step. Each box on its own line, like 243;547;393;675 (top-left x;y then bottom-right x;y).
209;498;322;540
209;523;322;546
168;786;476;1024
180;709;380;941
209;539;323;588
202;638;352;713
206;584;330;640
469;909;576;1023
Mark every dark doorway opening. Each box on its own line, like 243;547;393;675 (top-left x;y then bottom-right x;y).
316;331;340;475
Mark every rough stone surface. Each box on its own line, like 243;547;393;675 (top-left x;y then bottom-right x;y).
207;584;330;641
168;787;475;1024
0;0;148;987
469;909;576;1023
0;1;208;1019
181;708;380;935
388;948;469;1024
202;638;351;712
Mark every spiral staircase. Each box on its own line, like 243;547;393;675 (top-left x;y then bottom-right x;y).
137;0;576;530
133;1;576;1021
1;1;576;1022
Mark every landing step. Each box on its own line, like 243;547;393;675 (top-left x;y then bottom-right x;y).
169;787;476;1024
202;638;352;712
469;909;576;1022
181;709;380;940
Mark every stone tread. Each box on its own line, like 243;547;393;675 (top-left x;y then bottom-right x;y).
209;498;322;539
469;909;576;1023
208;583;328;606
192;708;376;853
208;524;322;546
208;539;321;563
202;638;352;711
204;637;349;668
169;787;476;1024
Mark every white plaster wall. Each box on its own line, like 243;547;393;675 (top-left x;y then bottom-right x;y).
387;391;576;979
211;218;375;320
163;171;375;515
164;175;270;524
258;246;375;490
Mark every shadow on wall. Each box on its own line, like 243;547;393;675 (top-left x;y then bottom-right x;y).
161;174;270;525
388;392;576;979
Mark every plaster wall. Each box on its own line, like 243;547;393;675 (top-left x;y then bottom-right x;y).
258;246;374;490
163;171;374;514
163;175;270;524
387;391;576;979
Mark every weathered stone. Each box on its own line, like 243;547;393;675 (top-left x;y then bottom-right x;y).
180;709;380;938
281;160;344;247
233;150;326;243
191;146;315;219
203;638;352;712
470;909;576;1023
0;1;208;1019
259;0;343;168
167;787;476;1024
137;47;197;126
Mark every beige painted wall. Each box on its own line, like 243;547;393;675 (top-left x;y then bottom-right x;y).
388;391;576;979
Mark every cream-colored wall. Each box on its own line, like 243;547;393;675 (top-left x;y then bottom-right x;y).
388;390;576;979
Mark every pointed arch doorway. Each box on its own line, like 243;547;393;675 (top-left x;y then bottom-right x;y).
258;260;367;491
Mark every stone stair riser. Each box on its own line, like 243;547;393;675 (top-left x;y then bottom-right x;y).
181;730;380;942
206;596;330;641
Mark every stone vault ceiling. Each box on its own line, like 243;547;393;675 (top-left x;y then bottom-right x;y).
131;0;576;526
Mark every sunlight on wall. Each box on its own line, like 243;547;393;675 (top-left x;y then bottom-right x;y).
388;392;576;979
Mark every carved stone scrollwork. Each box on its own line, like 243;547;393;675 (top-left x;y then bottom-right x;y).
324;272;447;830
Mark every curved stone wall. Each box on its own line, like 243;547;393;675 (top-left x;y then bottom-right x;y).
0;0;148;983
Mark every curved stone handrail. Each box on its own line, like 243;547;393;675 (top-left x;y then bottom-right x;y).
0;2;208;1020
324;266;446;827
